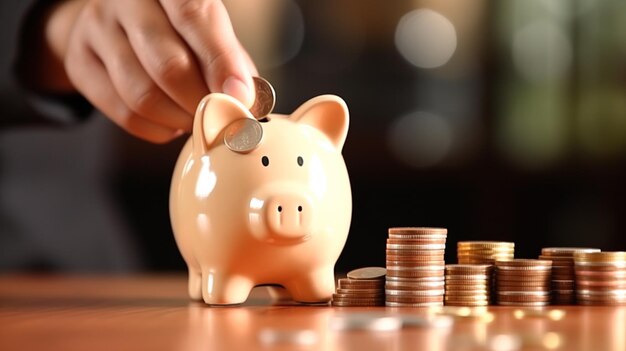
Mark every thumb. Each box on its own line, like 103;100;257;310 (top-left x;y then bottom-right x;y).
161;0;257;108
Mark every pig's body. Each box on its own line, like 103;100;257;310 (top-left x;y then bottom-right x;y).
170;94;352;305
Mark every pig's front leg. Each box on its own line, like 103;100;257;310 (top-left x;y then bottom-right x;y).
201;271;254;305
284;267;335;303
188;267;202;301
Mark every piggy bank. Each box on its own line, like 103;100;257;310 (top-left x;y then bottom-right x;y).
169;93;352;305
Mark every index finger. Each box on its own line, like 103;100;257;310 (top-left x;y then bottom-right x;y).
159;0;256;108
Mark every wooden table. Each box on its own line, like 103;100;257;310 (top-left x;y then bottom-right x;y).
0;275;624;351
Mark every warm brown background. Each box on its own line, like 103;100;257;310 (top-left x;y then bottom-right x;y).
1;0;625;273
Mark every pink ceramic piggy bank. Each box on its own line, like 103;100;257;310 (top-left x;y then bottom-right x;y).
170;93;352;305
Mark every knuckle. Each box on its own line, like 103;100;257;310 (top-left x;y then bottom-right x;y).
115;105;137;124
207;45;236;71
154;54;192;83
173;0;218;25
80;0;99;19
81;0;107;24
129;83;161;114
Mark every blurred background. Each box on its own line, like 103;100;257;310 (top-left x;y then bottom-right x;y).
1;0;626;273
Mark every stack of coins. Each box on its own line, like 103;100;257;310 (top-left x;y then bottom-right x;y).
385;227;447;307
331;267;386;307
457;241;515;264
495;259;552;306
444;264;492;307
539;247;600;304
574;252;626;306
458;241;514;304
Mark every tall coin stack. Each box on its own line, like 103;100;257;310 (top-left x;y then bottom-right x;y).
574;252;626;306
444;264;492;307
495;259;552;307
331;267;386;307
539;247;600;305
385;227;447;307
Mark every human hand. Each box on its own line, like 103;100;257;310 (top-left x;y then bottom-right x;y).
60;0;257;143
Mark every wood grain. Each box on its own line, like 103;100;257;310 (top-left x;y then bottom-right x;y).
0;275;624;351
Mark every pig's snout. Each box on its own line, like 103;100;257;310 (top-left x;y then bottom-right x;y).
264;193;313;241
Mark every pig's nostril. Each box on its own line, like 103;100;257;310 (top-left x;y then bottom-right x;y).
297;206;302;212
277;206;282;213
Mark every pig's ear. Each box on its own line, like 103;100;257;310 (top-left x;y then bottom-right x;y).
192;93;255;155
291;95;349;150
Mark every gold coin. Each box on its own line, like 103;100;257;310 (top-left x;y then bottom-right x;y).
456;241;515;248
495;259;552;266
574;252;626;262
541;247;601;256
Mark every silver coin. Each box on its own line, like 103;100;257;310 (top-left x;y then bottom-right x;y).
249;76;275;119
400;314;454;329
223;118;263;153
329;313;402;332
347;267;387;280
257;328;317;345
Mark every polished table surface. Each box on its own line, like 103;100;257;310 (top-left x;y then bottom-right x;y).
0;275;624;351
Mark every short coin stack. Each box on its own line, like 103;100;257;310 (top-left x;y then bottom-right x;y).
385;227;447;307
444;264;492;307
574;252;626;306
495;259;552;307
331;267;386;307
458;241;514;304
539;247;600;304
457;241;515;264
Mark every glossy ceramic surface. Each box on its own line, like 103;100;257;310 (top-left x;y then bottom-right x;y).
170;93;352;305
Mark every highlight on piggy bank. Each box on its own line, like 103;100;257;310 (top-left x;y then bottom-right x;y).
169;91;352;305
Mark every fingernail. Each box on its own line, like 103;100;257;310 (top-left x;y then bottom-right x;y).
222;76;253;108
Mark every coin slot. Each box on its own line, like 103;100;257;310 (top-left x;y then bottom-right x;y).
262;156;270;167
258;117;270;123
277;206;282;213
297;156;304;166
298;206;302;212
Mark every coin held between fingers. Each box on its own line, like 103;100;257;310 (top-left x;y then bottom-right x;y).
249;77;275;119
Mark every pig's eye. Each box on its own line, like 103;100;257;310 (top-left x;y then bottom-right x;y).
297;156;304;167
261;156;270;167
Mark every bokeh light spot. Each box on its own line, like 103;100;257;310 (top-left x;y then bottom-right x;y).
512;21;572;82
395;9;457;69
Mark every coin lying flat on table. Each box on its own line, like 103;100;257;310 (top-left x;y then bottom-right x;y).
223;118;263;153
249;76;276;119
347;267;387;280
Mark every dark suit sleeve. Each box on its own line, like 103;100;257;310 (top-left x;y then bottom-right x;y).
0;0;93;128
